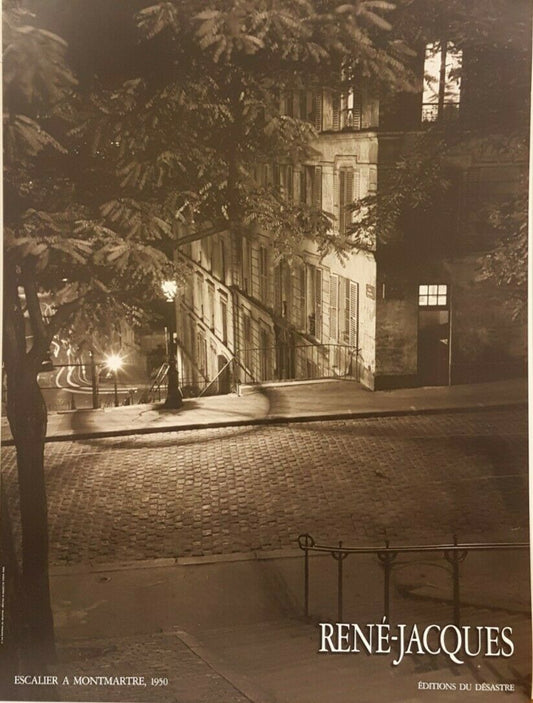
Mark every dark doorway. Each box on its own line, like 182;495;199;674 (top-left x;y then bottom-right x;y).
274;326;296;380
417;284;450;386
217;355;231;394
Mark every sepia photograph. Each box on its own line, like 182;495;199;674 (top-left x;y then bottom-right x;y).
1;0;531;701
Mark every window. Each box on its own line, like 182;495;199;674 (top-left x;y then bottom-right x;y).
242;312;252;370
207;283;215;330
274;261;291;318
259;246;268;303
219;239;226;282
300;166;322;208
220;297;228;345
293;264;306;331
194;273;203;315
329;274;339;341
418;284;448;308
340;87;362;130
338;169;354;235
280;92;294;117
338;278;358;347
202;236;213;270
274;164;294;202
259;329;271;379
188;318;195;356
212;237;225;282
299;90;322;131
422;42;462;123
306;265;323;339
197;332;207;375
242;237;252;294
274;263;282;315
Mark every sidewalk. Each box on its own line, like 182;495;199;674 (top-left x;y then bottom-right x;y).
24;549;532;702
1;378;527;444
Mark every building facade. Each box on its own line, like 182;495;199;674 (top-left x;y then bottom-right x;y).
174;30;529;394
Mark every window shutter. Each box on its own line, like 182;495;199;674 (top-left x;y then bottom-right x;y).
333;170;339;222
352;87;362;130
242;237;248;293
313;91;323;131
315;268;323;340
349;281;358;348
286;91;294;117
353;169;360;201
313;166;322;208
345;169;354;230
287;165;294;202
299;90;307;120
274;264;282;314
346;170;354;205
339;170;346;234
282;264;292;318
332;92;340;131
251;243;259;299
273;163;280;189
233;234;242;287
299;265;306;330
300;169;307;204
330;274;338;341
322;268;330;341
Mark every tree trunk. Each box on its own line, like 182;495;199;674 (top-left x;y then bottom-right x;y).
3;268;56;670
6;368;56;669
0;490;23;699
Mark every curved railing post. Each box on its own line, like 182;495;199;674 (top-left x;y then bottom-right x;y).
444;534;468;627
377;541;398;623
298;534;315;617
332;541;349;622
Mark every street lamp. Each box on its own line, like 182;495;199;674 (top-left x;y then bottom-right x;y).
105;353;123;407
161;279;183;409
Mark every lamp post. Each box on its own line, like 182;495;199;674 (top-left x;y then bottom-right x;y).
161;280;183;409
105;353;123;407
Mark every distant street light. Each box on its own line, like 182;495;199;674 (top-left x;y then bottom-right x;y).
161;280;183;409
105;353;123;407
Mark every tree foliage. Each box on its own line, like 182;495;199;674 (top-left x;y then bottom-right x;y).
2;0;419;665
73;0;417;261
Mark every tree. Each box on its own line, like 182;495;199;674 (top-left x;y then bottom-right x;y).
478;184;528;320
3;1;181;668
79;0;418;260
346;0;529;286
2;0;430;666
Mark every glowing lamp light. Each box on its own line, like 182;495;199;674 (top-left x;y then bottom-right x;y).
105;354;124;372
161;280;178;302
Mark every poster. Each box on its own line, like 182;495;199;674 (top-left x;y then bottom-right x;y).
1;1;531;702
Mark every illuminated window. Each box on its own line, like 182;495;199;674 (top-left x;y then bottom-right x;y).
422;42;462;123
418;284;448;308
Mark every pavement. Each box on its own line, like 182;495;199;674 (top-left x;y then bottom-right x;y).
4;550;530;702
0;377;528;444
1;378;531;702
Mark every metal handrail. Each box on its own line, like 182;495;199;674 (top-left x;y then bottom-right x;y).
147;362;169;401
298;533;529;625
238;343;360;384
198;357;234;397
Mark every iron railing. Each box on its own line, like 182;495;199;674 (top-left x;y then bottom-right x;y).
239;343;359;385
146;362;169;402
298;534;529;626
37;361;142;411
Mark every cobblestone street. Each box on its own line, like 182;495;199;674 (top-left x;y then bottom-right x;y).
2;408;528;565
